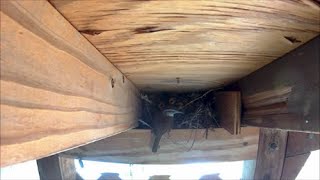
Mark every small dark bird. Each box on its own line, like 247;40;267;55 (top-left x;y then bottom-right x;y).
151;109;183;152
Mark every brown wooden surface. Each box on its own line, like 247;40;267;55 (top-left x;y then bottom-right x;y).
0;0;139;167
281;153;310;180
280;131;320;179
242;87;292;112
286;132;320;157
62;127;259;164
254;128;288;179
239;36;319;132
37;155;76;180
50;0;320;91
253;131;319;180
215;92;241;135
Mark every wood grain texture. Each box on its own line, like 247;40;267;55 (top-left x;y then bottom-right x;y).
254;128;288;180
215;91;241;135
62;127;259;164
286;132;320;157
0;0;140;167
240;36;320;132
50;0;320;91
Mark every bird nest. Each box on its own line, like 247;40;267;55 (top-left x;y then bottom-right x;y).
138;89;220;130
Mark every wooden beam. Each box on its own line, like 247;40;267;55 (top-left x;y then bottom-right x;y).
0;0;140;167
215;91;241;135
37;155;76;180
280;131;319;179
50;0;319;91
254;128;288;179
254;130;319;179
286;132;320;157
62;127;259;164
238;36;319;132
281;153;310;180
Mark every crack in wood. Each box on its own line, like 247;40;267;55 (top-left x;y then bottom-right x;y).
134;26;174;34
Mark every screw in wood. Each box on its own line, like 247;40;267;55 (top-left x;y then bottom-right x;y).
269;142;278;150
111;78;115;88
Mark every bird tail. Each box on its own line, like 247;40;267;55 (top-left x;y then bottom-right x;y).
152;135;162;153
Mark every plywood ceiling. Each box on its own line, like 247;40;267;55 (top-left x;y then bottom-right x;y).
50;0;320;91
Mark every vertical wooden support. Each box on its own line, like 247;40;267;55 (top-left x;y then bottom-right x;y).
254;128;288;179
215;91;241;134
37;155;76;180
254;130;319;179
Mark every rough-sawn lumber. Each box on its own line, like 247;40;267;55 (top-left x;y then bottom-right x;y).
0;0;140;167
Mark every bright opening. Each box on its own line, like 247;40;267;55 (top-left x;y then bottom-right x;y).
75;160;244;180
296;150;320;180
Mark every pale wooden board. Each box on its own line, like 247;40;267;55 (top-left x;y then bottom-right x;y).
50;0;320;91
0;0;139;167
62;127;259;164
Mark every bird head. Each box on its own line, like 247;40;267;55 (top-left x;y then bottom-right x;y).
162;109;184;117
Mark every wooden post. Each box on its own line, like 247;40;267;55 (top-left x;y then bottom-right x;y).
0;0;140;167
254;129;320;179
37;155;76;180
238;36;319;133
254;128;288;179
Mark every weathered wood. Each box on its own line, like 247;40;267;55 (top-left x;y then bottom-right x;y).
37;155;76;180
254;131;319;180
0;0;139;167
242;87;292;109
281;132;320;180
62;127;259;164
280;131;319;179
215;92;241;135
286;132;320;157
240;36;319;132
254;128;288;179
281;153;310;180
50;0;320;91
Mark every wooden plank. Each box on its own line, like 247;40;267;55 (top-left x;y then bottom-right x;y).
62;127;259;164
254;128;288;179
239;36;319;132
286;132;320;157
280;131;319;179
215;92;241;135
0;0;140;167
254;131;318;180
50;0;320;91
281;153;310;180
37;155;76;180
